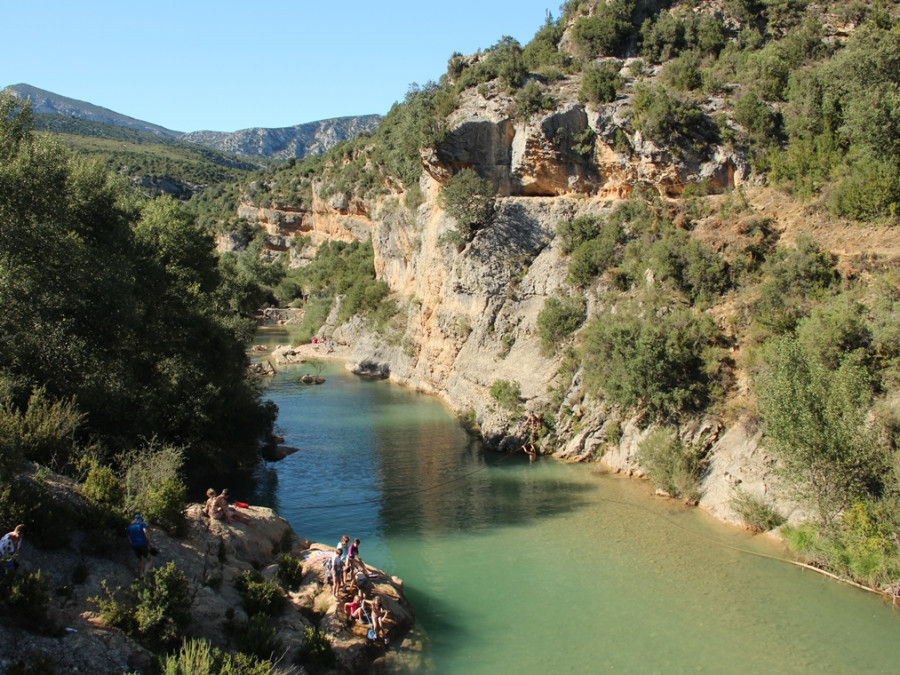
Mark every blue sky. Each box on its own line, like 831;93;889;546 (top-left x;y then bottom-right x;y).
5;0;560;133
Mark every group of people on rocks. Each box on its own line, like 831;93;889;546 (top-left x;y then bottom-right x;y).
327;534;391;644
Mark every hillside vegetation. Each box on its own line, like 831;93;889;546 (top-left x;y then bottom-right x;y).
210;0;900;593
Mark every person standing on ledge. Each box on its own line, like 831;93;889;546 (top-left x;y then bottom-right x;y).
126;514;152;579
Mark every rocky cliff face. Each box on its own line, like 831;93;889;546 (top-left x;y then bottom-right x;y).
235;60;878;530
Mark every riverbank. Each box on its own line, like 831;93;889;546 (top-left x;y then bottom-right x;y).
0;469;415;673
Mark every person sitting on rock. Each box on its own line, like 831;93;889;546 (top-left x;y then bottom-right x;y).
217;489;252;525
344;590;364;620
363;596;390;644
205;488;225;520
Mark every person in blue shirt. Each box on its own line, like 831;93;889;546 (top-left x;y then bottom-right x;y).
126;514;152;579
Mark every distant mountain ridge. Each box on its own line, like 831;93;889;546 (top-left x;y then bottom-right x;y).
3;83;381;160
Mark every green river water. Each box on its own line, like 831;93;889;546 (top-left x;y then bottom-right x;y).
249;331;900;673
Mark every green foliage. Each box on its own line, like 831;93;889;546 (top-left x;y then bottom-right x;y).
490;380;523;413
133;562;192;650
796;295;871;371
557;215;603;255
515;80;555;119
734;91;780;142
751;236;837;335
661;50;703;92
571;0;636;58
0;569;51;631
637;427;704;501
536;297;586;350
579;62;623;105
0;96;276;466
275;553;305;591
161;638;276;675
643;230;730;304
523;13;570;72
755;336;884;526
93;562;191;651
234;613;281;662
439;168;496;244
581;305;722;417
730;489;785;532
631;84;708;150
296;626;336;671
235;570;287;617
121;443;187;536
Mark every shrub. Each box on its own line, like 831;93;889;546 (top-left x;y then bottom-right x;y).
275;553;305;591
730;490;785;532
661;50;703;92
296;626;336;671
752;237;838;335
133;562;192;650
582;305;722;417
557;215;603;255
734;91;780;142
579;62;623;105
536;297;586;350
515;80;549;119
631;84;707;149
0;569;51;631
490;380;522;413
755;336;884;527
235;614;281;662
161;638;275;675
438;168;496;243
637;427;704;501
571;0;636;58
82;460;123;508
235;570;287;617
121;442;187;537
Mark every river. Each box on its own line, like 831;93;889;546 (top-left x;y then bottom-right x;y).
248;331;900;673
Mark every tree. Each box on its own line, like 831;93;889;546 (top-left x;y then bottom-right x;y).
755;337;884;527
438;168;496;245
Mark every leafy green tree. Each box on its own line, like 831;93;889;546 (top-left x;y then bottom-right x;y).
572;0;636;58
439;168;496;244
579;62;623;105
756;337;884;527
536;297;586;350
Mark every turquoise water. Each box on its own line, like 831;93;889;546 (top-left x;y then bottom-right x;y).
249;331;900;673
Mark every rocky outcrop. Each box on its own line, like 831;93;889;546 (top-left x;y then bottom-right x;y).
181;115;382;160
1;501;414;674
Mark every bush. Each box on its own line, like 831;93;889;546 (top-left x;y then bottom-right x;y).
637;427;704;501
82;459;123;508
661;50;703;92
0;569;51;631
579;62;623;105
133;562;192;650
161;638;275;675
730;490;785;532
235;570;287;617
296;626;336;671
631;84;707;150
557;215;603;255
536;297;586;350
121;442;187;536
582;305;722;417
234;614;281;662
275;553;305;591
515;80;554;119
490;380;522;413
93;562;191;651
755;336;884;526
571;0;636;58
438;168;496;243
